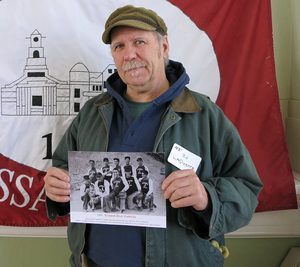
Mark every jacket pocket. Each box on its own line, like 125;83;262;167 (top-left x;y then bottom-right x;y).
197;238;225;267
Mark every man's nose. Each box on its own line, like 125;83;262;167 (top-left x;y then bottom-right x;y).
124;45;137;61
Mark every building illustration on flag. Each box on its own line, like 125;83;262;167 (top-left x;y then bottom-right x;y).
1;30;117;116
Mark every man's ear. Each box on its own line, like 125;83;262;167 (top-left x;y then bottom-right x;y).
162;36;169;59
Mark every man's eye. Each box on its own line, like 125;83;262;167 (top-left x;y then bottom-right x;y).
135;40;144;45
114;44;124;50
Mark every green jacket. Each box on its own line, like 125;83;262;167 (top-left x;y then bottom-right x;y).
47;88;263;267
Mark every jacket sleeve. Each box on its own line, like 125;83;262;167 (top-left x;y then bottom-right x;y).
182;122;263;240
45;115;79;221
206;124;263;238
175;100;263;239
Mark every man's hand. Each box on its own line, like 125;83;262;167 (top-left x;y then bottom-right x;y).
161;169;208;211
44;167;71;203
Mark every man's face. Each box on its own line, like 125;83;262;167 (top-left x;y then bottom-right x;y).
142;172;148;179
113;169;119;177
97;175;103;182
125;158;130;164
110;27;169;100
90;185;95;192
138;160;143;166
114;160;119;166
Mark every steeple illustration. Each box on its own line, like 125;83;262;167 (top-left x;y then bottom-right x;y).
24;30;48;77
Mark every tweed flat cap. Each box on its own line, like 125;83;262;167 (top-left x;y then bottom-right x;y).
102;5;168;44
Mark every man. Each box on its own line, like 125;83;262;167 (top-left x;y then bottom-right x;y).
44;5;263;267
103;168;129;213
87;183;100;212
124;169;143;211
138;170;154;212
101;157;113;186
80;175;91;212
113;157;122;176
123;156;134;176
94;172;110;210
136;157;149;180
88;160;97;184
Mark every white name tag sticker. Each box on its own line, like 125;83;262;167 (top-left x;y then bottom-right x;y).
167;143;202;171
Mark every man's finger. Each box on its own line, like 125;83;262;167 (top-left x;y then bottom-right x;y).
46;185;71;196
44;167;71;202
46;192;70;203
161;169;194;190
47;167;70;182
169;195;196;209
167;185;193;202
163;177;191;199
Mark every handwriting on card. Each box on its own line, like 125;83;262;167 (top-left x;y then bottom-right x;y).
167;144;202;171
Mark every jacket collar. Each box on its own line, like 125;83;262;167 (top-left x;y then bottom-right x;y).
94;87;201;114
94;92;113;106
170;87;201;113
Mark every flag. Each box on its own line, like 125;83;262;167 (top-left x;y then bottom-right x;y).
0;0;296;227
0;154;68;226
168;0;297;211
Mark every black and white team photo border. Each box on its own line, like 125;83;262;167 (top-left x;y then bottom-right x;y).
68;151;166;228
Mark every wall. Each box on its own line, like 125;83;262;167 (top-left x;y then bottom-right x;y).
0;237;70;267
0;1;299;267
285;0;300;173
273;0;292;126
274;0;300;174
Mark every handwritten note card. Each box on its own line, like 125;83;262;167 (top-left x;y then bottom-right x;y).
167;143;202;171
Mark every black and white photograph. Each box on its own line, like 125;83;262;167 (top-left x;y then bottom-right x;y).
68;151;166;228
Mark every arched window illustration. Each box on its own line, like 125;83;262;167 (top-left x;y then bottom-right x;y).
33;50;40;58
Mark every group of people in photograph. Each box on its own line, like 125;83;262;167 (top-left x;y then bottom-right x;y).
79;156;154;213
